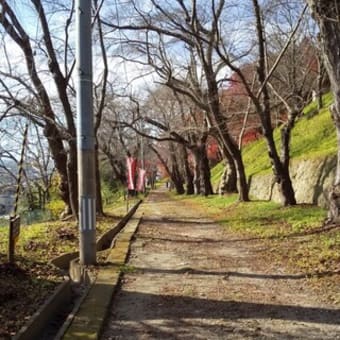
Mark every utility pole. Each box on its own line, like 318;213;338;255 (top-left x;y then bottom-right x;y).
76;0;96;265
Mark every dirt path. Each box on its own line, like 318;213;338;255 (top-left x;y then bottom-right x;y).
101;187;340;339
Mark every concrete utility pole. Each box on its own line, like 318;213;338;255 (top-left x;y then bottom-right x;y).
76;0;96;265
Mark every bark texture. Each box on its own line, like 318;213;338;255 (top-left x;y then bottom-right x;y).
307;0;340;221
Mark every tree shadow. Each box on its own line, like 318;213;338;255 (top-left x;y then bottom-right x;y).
141;217;216;225
312;156;336;205
137;222;340;245
216;219;340;243
102;316;337;339
137;234;229;243
103;289;340;325
0;256;64;339
130;266;340;281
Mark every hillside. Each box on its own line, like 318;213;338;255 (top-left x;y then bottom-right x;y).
212;92;336;186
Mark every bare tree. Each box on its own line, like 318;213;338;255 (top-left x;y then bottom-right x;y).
264;1;318;199
307;0;340;221
0;1;73;214
142;87;212;195
25;124;55;209
103;0;249;201
0;0;108;216
206;0;309;205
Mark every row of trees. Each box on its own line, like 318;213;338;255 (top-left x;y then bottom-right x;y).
1;0;340;222
103;0;321;205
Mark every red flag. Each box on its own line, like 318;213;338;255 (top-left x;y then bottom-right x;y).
126;157;137;190
136;168;146;192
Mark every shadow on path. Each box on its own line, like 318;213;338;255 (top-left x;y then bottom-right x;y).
108;288;340;325
131;266;340;280
141;217;215;225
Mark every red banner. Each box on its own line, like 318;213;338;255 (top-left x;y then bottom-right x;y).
136;168;146;192
126;157;137;190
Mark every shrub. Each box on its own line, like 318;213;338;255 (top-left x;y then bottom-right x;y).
45;200;65;220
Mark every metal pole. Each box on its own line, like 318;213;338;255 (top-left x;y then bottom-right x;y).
76;0;96;265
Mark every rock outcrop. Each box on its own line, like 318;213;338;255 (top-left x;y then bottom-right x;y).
248;155;336;207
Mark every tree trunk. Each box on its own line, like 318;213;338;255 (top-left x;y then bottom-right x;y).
197;143;214;196
219;163;238;195
307;0;340;221
102;145;126;185
317;57;324;110
169;142;185;195
43;123;71;216
181;145;194;195
279;111;298;206
111;160;126;185
233;145;250;201
328;105;340;221
263;126;297;206
149;143;184;194
0;6;73;216
171;163;185;194
206;76;249;201
67;140;78;217
252;0;296;206
192;149;201;194
212;119;249;201
218;144;238;194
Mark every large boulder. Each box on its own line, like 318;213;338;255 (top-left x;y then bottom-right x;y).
248;155;336;207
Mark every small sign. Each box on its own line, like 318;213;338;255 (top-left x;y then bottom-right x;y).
8;215;20;263
10;216;20;243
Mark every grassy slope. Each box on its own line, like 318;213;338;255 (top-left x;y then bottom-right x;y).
0;196;140;263
212;92;335;183
243;92;336;178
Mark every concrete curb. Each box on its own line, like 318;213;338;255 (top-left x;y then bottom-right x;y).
14;199;143;340
62;212;143;339
51;199;142;272
51;251;79;271
96;200;142;251
13;278;72;340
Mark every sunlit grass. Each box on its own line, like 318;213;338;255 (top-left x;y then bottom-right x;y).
241;92;336;178
174;192;340;274
177;193;327;238
209;91;337;184
0;197;140;263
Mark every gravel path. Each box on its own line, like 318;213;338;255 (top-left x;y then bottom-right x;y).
101;187;340;339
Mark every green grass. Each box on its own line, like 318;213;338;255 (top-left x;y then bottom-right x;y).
176;192;340;275
180;193;326;238
211;162;225;188
220;201;326;237
303;91;334;116
0;197;140;264
179;92;340;275
241;92;336;178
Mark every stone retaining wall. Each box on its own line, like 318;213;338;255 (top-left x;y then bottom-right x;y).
248;155;336;207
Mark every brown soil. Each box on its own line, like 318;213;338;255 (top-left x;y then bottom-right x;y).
101;187;340;339
0;259;61;339
0;214;122;339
